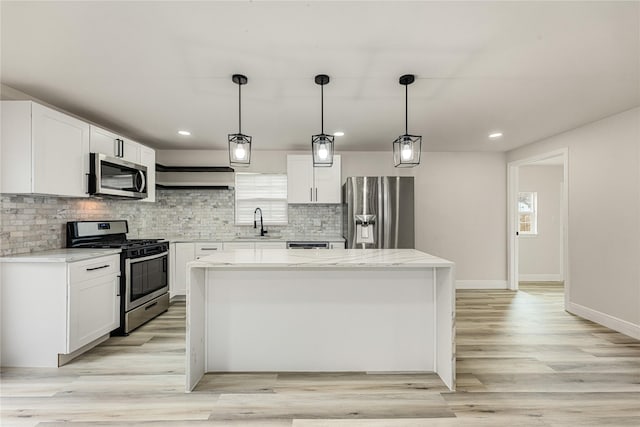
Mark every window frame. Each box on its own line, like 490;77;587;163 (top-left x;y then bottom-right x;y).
518;191;538;236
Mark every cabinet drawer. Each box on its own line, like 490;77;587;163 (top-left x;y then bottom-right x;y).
69;255;120;283
195;242;223;257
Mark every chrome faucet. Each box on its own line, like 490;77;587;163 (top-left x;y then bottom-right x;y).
254;207;266;236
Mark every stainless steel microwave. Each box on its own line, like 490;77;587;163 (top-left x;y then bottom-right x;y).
89;153;148;199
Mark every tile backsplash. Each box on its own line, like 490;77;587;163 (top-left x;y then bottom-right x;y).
1;189;342;256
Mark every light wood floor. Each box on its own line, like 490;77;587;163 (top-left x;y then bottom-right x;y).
2;283;639;426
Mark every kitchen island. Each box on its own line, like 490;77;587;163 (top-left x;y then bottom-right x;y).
186;249;455;391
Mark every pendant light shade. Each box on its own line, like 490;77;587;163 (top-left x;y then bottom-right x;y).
393;74;421;168
228;74;252;166
312;74;334;167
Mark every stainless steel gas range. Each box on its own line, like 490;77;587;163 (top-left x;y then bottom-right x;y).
66;220;169;335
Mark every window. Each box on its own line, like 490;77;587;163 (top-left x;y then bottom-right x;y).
518;191;537;235
235;173;288;225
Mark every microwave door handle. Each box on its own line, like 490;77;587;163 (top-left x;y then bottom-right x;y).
135;170;146;193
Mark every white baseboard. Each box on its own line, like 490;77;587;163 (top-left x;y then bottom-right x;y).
566;301;640;341
519;274;563;282
456;280;508;290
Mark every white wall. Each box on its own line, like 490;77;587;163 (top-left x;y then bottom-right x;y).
518;165;563;281
507;107;640;338
414;152;507;286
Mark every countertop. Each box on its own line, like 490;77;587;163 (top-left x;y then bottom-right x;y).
165;234;346;243
0;248;122;263
190;248;453;269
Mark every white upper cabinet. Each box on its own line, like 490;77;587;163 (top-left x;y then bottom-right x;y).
1;101;90;197
89;125;141;164
287;154;341;204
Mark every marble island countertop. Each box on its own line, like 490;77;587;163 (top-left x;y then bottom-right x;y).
0;248;122;263
190;248;453;269
164;234;346;243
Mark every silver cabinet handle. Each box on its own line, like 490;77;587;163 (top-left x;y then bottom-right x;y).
315;188;318;201
310;188;313;202
86;264;110;271
200;248;218;251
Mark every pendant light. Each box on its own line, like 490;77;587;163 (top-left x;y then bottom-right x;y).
228;74;251;166
392;74;421;167
311;74;334;167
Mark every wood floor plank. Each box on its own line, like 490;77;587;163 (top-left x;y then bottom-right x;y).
2;282;640;426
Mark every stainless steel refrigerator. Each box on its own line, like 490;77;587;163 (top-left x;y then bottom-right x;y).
343;176;414;249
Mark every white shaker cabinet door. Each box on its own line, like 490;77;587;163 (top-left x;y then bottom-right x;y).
313;155;341;203
31;103;90;197
89;125;119;158
68;274;120;353
287;155;315;203
121;138;141;163
90;125;142;163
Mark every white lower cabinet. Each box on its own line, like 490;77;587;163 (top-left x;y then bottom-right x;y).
195;242;223;258
171;242;195;297
223;241;287;249
255;241;287;249
223;242;255;250
0;254;120;367
68;274;120;353
171;242;223;297
169;239;322;297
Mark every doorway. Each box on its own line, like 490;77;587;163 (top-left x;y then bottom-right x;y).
507;148;569;308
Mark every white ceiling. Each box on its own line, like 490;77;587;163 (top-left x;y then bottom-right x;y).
1;1;638;153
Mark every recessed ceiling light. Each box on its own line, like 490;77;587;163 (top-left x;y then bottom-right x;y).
489;132;503;139
178;130;191;136
333;131;345;137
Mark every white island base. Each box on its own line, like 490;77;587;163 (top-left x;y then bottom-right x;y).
186;249;455;391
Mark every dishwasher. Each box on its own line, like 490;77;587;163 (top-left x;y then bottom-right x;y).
286;241;330;249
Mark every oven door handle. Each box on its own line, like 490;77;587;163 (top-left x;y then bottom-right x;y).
127;251;168;264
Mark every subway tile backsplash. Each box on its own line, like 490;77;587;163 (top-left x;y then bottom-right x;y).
1;190;342;256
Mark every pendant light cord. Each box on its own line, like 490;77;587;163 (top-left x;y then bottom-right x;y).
321;83;324;134
238;83;242;134
405;84;408;135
